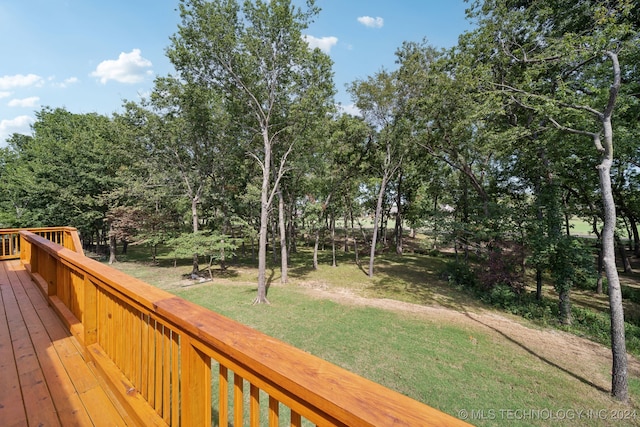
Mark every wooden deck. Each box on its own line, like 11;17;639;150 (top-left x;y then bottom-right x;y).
3;228;471;427
0;259;130;427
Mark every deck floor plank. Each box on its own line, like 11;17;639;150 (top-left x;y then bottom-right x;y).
0;269;29;426
6;261;95;426
0;260;130;426
1;262;61;427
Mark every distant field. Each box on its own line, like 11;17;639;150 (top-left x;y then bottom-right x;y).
569;218;596;236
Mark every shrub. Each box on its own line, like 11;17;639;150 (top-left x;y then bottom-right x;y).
477;243;526;293
443;261;477;289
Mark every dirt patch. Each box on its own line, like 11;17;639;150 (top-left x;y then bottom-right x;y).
301;284;640;396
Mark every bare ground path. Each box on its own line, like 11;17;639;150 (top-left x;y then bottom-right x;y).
302;285;640;398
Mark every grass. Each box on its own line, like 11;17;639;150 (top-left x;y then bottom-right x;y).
169;283;634;427
105;241;640;426
569;218;596;236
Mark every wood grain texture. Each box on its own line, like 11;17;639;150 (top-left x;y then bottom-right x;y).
0;259;130;426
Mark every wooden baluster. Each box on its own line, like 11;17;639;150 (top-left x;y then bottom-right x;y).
170;332;179;426
290;410;302;427
219;365;229;427
162;326;172;422
234;373;244;426
250;384;260;427
140;314;150;399
154;320;164;412
147;318;156;408
269;396;279;427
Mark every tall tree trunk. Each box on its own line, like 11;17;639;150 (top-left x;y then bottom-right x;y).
432;195;439;248
615;233;632;273
623;216;633;251
256;132;272;304
108;223;117;265
278;187;288;283
550;52;627;400
191;196;199;275
288;196;297;254
630;215;640;257
395;171;404;255
152;244;157;265
313;229;319;270
272;212;278;264
354;237;359;266
462;176;470;262
600;155;628;401
599;52;628;401
330;213;337;267
343;199;350;253
369;174;389;277
352;216;360;266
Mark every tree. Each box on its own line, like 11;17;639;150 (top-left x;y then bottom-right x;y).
168;231;239;280
349;70;405;277
139;77;237;274
0;108;128;240
470;0;639;401
395;38;507;263
168;0;334;303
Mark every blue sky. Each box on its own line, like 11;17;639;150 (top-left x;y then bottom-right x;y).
0;0;474;145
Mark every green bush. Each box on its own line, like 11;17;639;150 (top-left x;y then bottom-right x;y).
568;307;640;355
443;261;477;289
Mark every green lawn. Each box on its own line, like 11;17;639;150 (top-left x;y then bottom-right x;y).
569;218;596;236
107;244;640;426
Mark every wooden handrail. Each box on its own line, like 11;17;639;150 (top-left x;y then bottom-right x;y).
17;228;470;427
1;227;82;260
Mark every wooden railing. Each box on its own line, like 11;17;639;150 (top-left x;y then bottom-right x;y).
17;228;470;427
1;227;83;260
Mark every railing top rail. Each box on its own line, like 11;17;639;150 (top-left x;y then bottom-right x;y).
2;226;78;234
19;230;469;427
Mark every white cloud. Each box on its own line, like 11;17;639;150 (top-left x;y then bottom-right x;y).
357;16;384;28
0;115;34;144
0;74;44;90
8;96;40;108
0;91;10;98
339;103;361;117
303;35;338;54
90;49;153;84
52;77;79;88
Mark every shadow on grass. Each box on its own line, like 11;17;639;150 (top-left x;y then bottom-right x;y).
465;312;610;395
364;253;478;311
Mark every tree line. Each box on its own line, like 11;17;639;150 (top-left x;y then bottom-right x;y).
0;0;638;401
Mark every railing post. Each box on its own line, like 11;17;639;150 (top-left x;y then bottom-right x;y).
19;233;30;267
63;230;72;251
180;337;211;425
